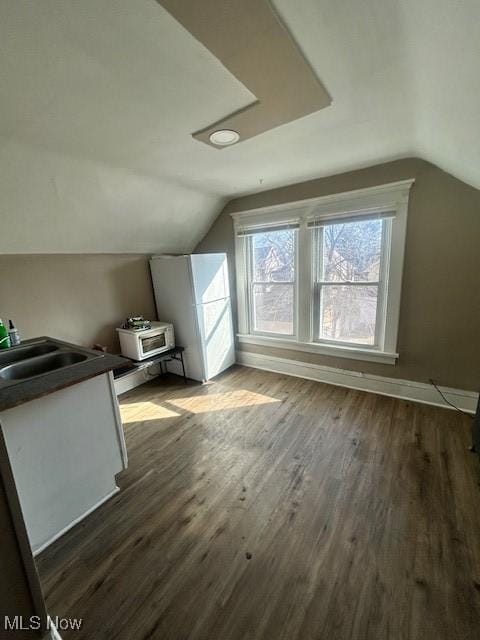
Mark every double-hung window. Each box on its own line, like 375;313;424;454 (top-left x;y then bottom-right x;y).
234;180;413;365
310;213;391;348
243;225;298;336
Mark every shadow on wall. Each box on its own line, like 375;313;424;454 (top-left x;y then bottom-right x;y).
0;254;157;353
94;257;158;350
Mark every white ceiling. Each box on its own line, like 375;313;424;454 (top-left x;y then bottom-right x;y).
0;0;479;252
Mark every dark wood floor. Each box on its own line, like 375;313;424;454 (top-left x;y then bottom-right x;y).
36;366;480;640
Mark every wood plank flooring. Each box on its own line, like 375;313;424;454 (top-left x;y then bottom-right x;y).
36;366;480;640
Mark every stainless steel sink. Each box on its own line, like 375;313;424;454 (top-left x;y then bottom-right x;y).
0;342;59;366
0;351;89;381
0;339;104;385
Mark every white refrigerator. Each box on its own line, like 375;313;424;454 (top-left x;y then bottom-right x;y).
149;253;235;382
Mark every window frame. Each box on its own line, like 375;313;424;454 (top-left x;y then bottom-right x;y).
233;180;414;365
311;218;390;350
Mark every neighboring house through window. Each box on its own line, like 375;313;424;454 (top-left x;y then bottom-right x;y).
233;180;414;365
248;227;296;336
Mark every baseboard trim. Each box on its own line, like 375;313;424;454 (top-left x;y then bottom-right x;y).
33;487;120;556
236;351;478;414
114;364;160;395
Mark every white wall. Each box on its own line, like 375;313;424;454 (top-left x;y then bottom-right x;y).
0;138;224;254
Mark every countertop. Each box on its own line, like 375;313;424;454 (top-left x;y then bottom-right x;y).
0;337;131;412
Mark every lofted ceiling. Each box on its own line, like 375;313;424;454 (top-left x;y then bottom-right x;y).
0;0;479;253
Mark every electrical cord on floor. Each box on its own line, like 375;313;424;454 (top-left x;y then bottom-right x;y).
429;378;473;419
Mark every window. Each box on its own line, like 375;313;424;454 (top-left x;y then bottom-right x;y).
247;227;297;336
233;180;413;364
312;216;389;347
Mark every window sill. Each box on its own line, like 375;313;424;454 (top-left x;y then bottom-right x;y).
237;334;398;365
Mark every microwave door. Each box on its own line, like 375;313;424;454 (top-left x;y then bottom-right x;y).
141;333;166;356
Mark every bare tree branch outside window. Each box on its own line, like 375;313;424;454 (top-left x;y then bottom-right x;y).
318;219;382;345
249;220;383;344
251;230;295;334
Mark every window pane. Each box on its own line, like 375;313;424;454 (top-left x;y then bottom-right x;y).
253;284;294;334
319;285;378;345
252;229;295;282
321;219;382;282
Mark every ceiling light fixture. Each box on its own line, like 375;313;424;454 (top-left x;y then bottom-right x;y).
209;129;240;146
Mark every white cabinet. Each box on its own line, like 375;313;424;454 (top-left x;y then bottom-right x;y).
0;372;127;554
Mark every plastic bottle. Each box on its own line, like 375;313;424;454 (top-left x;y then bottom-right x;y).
8;320;21;346
0;319;11;349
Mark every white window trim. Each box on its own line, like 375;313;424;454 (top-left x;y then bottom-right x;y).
232;179;414;365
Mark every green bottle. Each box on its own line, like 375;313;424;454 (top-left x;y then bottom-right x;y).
0;318;11;349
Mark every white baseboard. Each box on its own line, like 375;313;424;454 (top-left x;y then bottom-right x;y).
33;487;120;556
236;351;478;414
114;364;161;395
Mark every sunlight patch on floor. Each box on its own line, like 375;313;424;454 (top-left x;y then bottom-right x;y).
120;401;180;423
166;389;280;414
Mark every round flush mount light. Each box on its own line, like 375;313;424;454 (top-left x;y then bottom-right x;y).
209;129;240;146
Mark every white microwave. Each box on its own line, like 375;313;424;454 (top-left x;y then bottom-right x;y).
116;322;175;361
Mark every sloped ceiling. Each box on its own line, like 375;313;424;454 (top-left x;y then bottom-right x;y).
0;0;479;253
